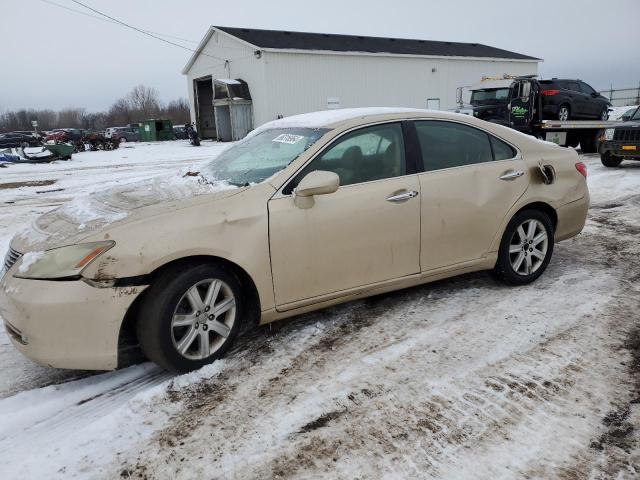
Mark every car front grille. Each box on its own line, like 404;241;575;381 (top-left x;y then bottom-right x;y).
3;247;22;272
613;128;640;143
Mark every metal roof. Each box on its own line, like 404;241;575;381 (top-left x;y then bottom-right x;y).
182;26;540;74
215;26;539;60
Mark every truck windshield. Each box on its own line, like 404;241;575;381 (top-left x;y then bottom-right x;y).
202;127;329;186
470;88;510;105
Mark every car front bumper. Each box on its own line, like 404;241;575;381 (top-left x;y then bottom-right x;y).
0;274;145;370
600;140;640;159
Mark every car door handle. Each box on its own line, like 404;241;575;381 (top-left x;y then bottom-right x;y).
499;170;525;181
386;190;419;202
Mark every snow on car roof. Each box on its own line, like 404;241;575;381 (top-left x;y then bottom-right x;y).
469;79;514;91
251;107;430;135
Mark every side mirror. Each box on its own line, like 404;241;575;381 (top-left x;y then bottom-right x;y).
293;170;339;209
591;92;598;97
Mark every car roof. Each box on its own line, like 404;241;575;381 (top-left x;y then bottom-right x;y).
252;107;479;133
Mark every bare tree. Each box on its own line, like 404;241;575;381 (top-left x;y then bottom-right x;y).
127;84;161;118
164;98;191;124
57;108;86;128
0;86;192;133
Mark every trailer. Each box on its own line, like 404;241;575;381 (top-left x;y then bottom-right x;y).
535;120;620;153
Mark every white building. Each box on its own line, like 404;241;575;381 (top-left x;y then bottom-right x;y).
182;26;541;140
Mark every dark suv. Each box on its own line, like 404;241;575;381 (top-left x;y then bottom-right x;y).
539;79;610;121
599;106;640;167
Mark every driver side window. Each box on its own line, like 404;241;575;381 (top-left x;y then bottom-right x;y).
289;123;406;192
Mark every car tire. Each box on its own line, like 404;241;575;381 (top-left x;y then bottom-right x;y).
558;105;571;121
600;108;609;120
137;263;245;372
601;151;623;168
493;209;554;286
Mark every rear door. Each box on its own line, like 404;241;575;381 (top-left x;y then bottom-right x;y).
412;120;529;271
509;80;535;131
565;81;587;116
268;122;422;308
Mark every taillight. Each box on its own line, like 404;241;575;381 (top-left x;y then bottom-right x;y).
542;89;560;96
575;162;587;178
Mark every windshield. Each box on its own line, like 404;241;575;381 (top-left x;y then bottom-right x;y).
632;107;640;121
202;127;329;186
470;88;510;105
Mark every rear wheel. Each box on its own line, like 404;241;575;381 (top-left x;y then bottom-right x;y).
493;209;554;285
137;263;244;372
558;105;571;121
601;151;623;168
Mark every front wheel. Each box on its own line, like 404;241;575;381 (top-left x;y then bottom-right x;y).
493;210;554;285
137;263;244;372
601;151;623;168
600;108;609;120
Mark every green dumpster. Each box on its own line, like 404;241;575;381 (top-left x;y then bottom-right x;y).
138;119;176;142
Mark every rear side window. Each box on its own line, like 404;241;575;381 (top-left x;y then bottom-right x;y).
491;136;517;160
566;81;581;92
414;121;493;171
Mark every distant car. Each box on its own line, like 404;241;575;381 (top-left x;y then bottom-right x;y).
45;129;85;143
538;79;610;121
173;125;188;139
0;108;590;372
0;132;41;148
620;107;638;122
113;126;140;143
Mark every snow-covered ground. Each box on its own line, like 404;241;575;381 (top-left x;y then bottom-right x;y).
0;142;638;479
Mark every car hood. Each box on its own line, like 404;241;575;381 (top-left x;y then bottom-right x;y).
615;120;640;128
11;174;241;253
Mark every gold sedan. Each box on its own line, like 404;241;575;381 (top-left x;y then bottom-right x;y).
0;109;589;372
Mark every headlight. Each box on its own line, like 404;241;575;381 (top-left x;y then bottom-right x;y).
604;128;615;141
14;241;115;280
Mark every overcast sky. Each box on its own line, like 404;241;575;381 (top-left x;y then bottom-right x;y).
1;0;639;111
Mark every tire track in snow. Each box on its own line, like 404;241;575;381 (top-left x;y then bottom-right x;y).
0;363;172;465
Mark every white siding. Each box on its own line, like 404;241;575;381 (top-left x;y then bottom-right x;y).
185;31;267;126
184;30;539;130
260;51;537;126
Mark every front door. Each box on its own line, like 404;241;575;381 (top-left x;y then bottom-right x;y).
268;122;421;308
509;80;535;131
412;120;529;271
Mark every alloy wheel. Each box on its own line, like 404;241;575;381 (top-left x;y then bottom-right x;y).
558;107;569;121
508;219;549;276
171;278;236;360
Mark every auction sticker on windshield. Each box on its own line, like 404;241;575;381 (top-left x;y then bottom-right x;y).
272;134;305;144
